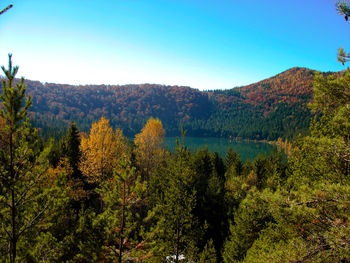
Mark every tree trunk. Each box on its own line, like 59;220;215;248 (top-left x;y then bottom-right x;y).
175;220;180;263
10;132;16;263
119;181;126;263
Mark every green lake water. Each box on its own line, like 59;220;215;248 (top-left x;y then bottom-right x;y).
163;137;276;162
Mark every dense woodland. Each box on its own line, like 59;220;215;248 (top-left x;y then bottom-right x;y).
13;67;331;141
0;55;350;262
1;1;350;262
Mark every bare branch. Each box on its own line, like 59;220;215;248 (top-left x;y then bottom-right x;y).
0;4;13;16
17;201;50;239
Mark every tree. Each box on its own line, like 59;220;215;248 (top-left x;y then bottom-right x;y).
238;6;350;260
146;133;199;262
222;189;273;263
191;148;227;260
0;54;57;262
63;121;81;179
235;70;350;263
336;1;350;64
336;0;350;21
80;117;127;184
134;117;166;181
96;157;146;262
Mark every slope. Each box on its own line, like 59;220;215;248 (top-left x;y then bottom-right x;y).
12;67;333;140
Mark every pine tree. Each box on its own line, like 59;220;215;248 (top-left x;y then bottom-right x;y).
96;157;146;262
145;133;198;262
0;54;57;262
336;1;350;64
64;121;81;179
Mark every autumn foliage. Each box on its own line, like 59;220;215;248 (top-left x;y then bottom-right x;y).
79;117;128;184
134;117;166;181
7;67;336;140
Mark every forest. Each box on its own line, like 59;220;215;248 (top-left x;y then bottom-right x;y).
18;66;326;141
0;57;349;262
1;1;350;263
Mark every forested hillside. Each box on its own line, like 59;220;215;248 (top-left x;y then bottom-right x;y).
19;67;333;140
1;53;350;262
1;0;349;262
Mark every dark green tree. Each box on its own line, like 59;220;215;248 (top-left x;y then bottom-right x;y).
63;121;82;178
146;132;199;262
191;148;228;260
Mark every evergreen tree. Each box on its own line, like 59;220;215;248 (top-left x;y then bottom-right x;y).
234;71;350;262
145;133;198;262
96;157;146;262
191;148;228;260
336;1;350;64
0;54;59;262
63;121;81;179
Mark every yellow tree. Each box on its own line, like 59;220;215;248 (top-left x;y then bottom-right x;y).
80;117;128;184
134;117;166;181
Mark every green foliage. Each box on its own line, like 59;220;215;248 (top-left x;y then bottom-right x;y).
336;1;350;64
0;27;348;261
96;157;146;262
222;189;273;262
198;239;217;263
21;67;324;140
62;121;82;176
232;63;350;262
146;144;198;262
337;0;350;21
191;148;227;261
0;54;67;262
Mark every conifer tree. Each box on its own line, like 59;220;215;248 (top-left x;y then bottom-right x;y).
64;121;81;179
145;131;199;262
0;54;57;262
96;157;146;262
336;1;350;64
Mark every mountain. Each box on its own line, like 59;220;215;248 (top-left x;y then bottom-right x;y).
18;67;333;140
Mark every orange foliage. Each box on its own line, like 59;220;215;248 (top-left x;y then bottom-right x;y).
134;117;166;181
80;117;128;184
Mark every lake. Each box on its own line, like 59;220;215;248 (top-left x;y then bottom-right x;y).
163;137;276;162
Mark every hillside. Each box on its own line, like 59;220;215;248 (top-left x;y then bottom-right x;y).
19;67;332;140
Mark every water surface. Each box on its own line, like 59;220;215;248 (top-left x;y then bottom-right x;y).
163;137;275;162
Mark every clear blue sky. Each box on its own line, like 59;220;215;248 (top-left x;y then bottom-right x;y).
0;0;348;90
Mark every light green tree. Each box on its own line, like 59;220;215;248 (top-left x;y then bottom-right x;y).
0;54;61;262
96;157;146;262
236;70;350;263
336;1;350;64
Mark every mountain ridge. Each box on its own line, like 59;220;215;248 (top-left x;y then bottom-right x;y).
2;67;335;140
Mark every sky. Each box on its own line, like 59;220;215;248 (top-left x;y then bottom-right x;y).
0;0;349;90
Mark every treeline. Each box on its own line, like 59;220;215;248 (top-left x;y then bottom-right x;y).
18;67;330;141
1;54;350;262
